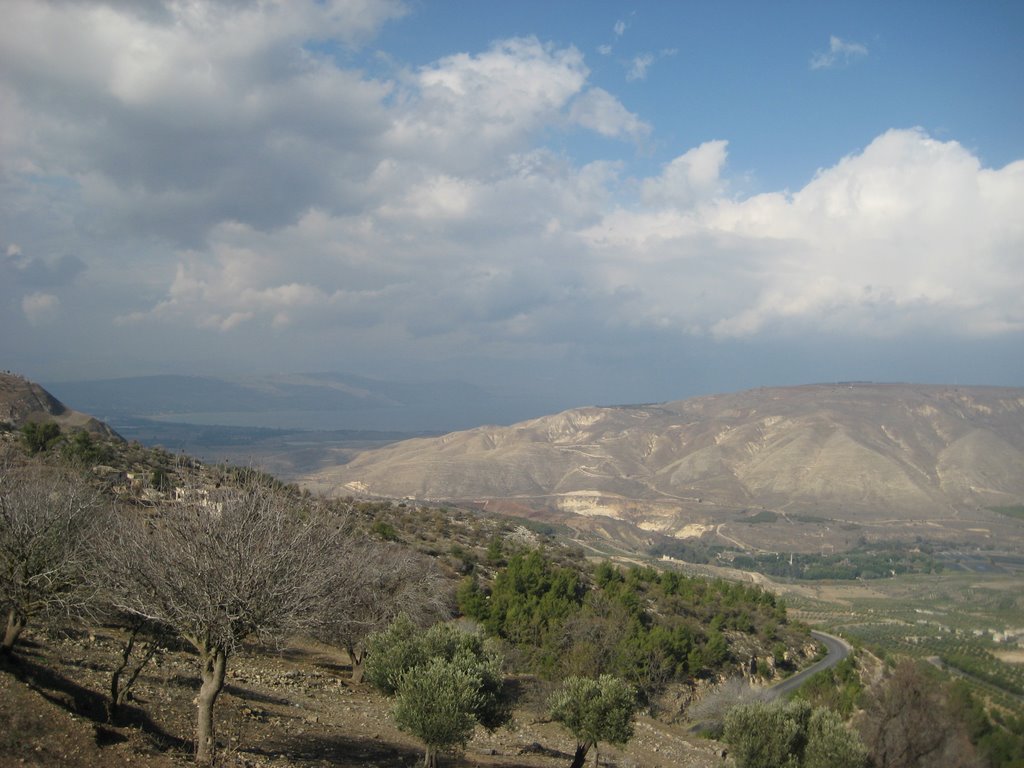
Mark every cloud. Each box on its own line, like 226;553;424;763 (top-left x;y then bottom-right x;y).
810;35;868;70
0;0;405;244
626;53;655;82
640;140;729;206
624;49;675;82
21;292;60;325
1;3;1021;392
387;37;590;171
569;88;651;140
3;247;86;287
584;129;1024;339
614;20;627;37
127;127;1024;364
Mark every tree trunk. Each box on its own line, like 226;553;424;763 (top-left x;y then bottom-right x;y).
195;646;228;765
108;639;131;722
568;742;590;768
592;743;600;767
1;607;26;656
108;627;157;723
348;644;365;684
423;744;439;768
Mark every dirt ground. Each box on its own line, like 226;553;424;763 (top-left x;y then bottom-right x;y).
0;627;729;768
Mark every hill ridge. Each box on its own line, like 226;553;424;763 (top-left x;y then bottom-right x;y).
309;383;1024;553
0;372;121;439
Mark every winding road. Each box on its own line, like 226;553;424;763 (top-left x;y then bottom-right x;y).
765;630;852;700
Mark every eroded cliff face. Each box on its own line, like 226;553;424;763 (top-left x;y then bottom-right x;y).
308;384;1024;550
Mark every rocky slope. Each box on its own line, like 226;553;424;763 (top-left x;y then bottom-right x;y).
0;372;120;438
1;627;726;768
309;383;1024;551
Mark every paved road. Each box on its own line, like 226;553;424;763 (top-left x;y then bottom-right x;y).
687;630;854;733
766;630;852;700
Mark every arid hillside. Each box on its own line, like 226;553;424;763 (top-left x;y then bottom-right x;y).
309;383;1024;552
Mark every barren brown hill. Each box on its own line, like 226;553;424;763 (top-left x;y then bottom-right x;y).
0;372;120;439
309;384;1024;553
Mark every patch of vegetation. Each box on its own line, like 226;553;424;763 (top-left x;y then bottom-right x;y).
20;421;61;454
941;651;1024;696
786;570;1024;763
732;542;941;580
458;550;802;698
794;656;864;717
743;510;778;524
990;505;1024;522
646;537;716;563
724;698;868;768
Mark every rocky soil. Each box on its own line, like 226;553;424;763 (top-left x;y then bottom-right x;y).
1;627;728;768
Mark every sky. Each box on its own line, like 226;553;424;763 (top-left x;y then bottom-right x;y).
1;0;1023;420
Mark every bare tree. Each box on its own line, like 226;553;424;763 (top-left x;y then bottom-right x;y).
687;676;768;738
316;540;453;682
101;470;347;764
858;660;983;768
0;450;105;656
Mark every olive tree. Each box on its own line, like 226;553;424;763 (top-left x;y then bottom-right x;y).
804;707;868;768
0;452;104;656
723;698;866;768
724;699;810;768
366;618;512;767
101;471;347;764
548;674;637;768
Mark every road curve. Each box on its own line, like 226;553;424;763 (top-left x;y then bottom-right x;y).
766;630;852;700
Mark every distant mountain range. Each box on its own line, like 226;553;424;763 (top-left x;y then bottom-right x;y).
43;373;558;433
14;372;1024;554
308;383;1024;553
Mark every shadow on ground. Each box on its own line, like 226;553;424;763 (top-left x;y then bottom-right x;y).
1;651;189;755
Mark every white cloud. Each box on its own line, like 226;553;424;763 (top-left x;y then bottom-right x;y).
387;37;590;171
21;292;60;325
1;3;1021;389
811;35;869;70
641;140;729;207
129;128;1024;358
626;53;655;82
614;20;627;37
624;49;675;82
569;88;651;141
584;129;1024;339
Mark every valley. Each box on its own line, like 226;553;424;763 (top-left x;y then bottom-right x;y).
3;372;1023;766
